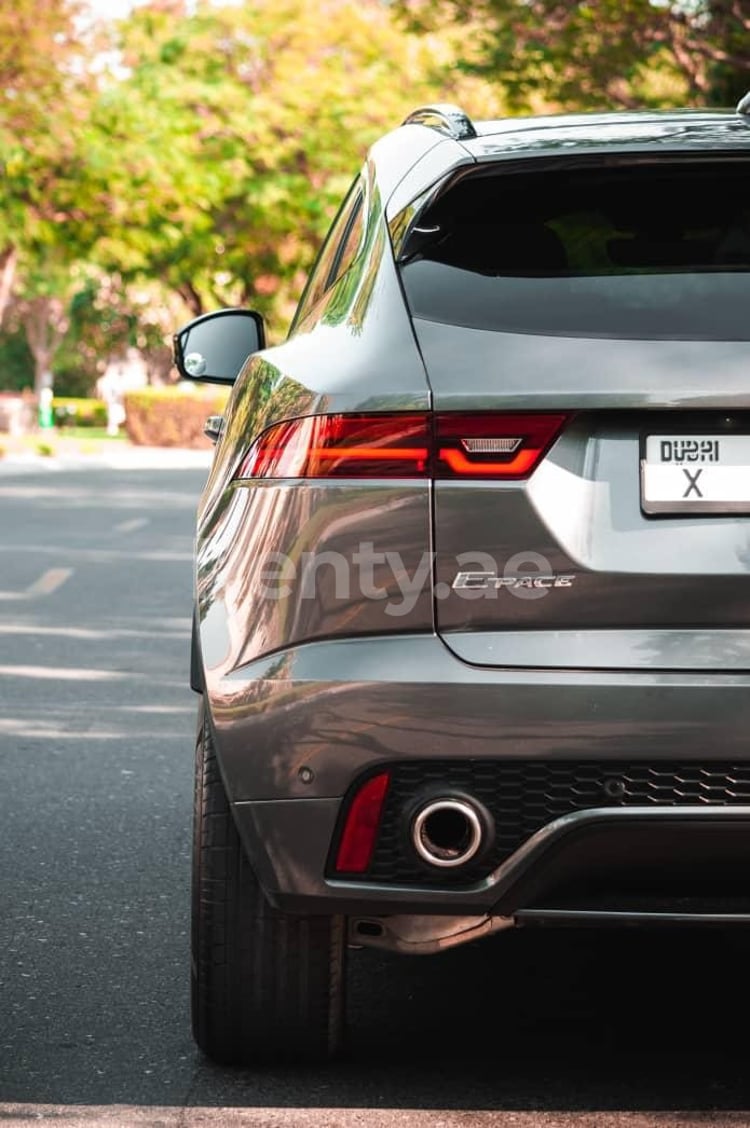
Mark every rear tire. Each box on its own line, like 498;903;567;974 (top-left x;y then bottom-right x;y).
191;702;347;1064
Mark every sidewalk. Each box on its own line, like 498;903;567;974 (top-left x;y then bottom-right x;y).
0;433;214;472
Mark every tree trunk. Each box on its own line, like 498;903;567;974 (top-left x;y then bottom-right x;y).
22;296;69;398
0;245;17;328
33;349;54;397
177;282;204;317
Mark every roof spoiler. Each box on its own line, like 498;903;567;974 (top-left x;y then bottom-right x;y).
402;103;477;141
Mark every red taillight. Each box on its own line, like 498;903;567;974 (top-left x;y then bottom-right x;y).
335;772;390;874
436;413;568;479
236;412;568;481
237;414;429;479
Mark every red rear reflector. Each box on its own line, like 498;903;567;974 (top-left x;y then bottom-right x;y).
436;413;567;479
237;414;429;479
335;771;391;874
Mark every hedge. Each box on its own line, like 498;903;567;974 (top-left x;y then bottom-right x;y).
52;397;108;428
123;384;231;448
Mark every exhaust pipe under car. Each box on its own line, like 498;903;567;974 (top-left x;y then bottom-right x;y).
411;797;491;868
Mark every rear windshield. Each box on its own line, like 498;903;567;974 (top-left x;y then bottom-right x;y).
399;160;750;340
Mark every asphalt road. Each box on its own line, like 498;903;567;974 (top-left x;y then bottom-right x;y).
0;462;749;1127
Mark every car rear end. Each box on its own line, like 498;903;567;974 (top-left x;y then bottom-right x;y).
202;112;750;941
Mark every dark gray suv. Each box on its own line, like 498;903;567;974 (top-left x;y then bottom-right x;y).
175;98;750;1065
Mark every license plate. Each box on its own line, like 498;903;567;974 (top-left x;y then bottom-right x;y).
642;434;750;514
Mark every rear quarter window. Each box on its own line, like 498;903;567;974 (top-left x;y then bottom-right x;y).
292;179;365;329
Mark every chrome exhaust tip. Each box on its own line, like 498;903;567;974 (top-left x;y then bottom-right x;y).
411;797;486;868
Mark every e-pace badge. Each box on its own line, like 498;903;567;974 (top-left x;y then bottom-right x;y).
452;570;576;591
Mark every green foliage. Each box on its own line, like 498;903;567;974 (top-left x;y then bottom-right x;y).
56;427;127;441
50;355;100;400
10;0;745;409
0;0;503;392
48;276;145;398
0;329;33;390
0;0;502;391
84;0;500;337
52;397;107;428
396;0;750;111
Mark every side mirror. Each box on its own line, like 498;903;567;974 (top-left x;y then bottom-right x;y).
173;308;265;386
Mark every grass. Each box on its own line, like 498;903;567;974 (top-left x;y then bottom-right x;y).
52;426;128;441
1;427;130;458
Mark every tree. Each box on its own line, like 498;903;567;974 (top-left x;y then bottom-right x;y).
0;0;88;328
89;0;501;338
0;0;122;395
396;0;750;112
0;0;503;396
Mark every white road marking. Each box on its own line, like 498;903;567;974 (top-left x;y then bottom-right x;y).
25;567;73;596
113;517;149;533
0;665;133;681
0;568;73;601
0;544;191;562
0;718;125;740
0;624;189;640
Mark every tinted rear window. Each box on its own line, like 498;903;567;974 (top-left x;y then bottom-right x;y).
399;161;750;340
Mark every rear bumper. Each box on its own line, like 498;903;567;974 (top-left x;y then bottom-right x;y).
207;633;750;803
233;800;750;918
204;632;750;917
